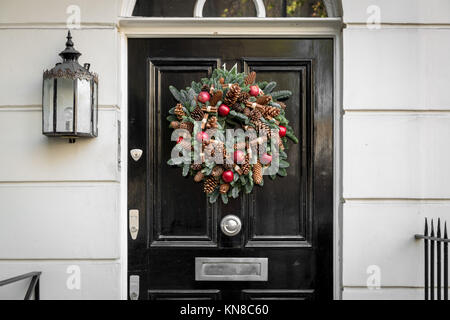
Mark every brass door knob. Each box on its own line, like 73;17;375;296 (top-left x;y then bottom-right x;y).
220;215;242;236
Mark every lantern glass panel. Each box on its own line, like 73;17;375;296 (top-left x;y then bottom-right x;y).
93;81;98;136
43;78;54;133
56;78;74;133
76;78;92;134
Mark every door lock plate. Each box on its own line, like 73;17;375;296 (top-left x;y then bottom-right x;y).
129;209;139;240
129;275;139;300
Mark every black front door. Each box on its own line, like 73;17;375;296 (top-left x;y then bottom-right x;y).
128;38;334;300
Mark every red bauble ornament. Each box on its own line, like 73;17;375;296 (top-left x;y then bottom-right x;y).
222;170;234;183
198;91;211;103
278;125;287;137
249;85;260;97
177;136;184;144
218;104;230;117
233;150;245;163
260;153;272;165
196;131;209;142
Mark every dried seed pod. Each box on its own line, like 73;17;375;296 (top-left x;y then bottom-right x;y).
256;95;272;105
194;171;204;183
211;165;224;178
208;116;218;129
244;71;256;85
170;121;180;129
220;183;230;194
174;103;186;120
209;90;223;107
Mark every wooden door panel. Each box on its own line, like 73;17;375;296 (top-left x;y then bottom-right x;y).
243;59;312;248
148;58;220;247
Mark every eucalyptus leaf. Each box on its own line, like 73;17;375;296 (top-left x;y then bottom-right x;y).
209;190;220;204
279;160;290;168
277;168;288;177
231;186;240;198
221;193;229;204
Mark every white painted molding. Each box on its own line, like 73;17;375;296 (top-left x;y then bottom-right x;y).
194;0;266;18
118;17;342;37
121;0;137;17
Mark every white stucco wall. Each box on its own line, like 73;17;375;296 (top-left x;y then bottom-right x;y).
0;0;123;299
342;0;450;299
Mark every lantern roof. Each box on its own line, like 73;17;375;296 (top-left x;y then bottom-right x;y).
43;30;98;82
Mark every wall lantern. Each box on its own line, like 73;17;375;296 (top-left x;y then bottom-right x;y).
42;31;98;142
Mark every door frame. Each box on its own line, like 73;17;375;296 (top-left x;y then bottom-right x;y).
118;17;343;300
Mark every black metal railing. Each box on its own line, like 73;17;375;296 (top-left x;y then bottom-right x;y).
415;218;448;300
0;272;41;300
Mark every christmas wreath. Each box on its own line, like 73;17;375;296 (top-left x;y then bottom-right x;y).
166;65;298;204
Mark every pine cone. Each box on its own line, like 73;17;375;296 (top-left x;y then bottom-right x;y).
250;109;262;122
191;106;204;121
256;95;272;105
170;121;180;129
263;106;280;118
253;120;271;137
238;91;250;103
223;84;241;106
174;103;185;120
242;154;251;175
191;163;202;171
207;116;218;129
194;171;204;183
211;165;224;178
253;160;263;185
231;103;244;113
220;183;230;194
243;107;251;116
201;84;210;92
203;177;218;194
209;90;223;108
245;71;256;85
180;121;194;133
